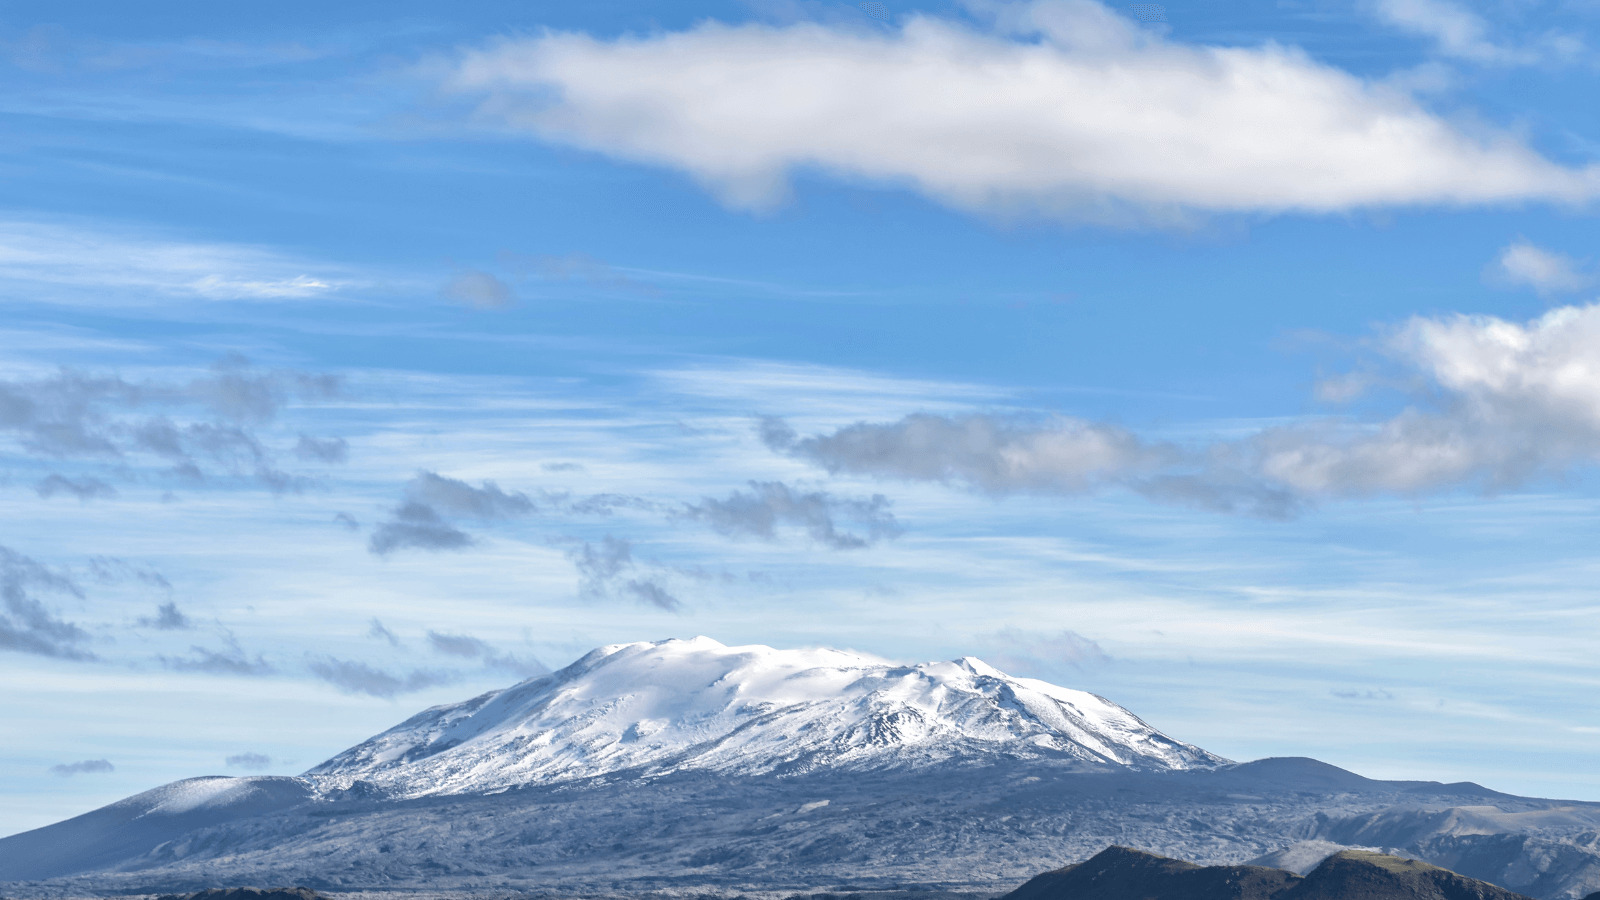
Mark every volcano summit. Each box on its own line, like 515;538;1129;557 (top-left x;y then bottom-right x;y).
308;636;1224;796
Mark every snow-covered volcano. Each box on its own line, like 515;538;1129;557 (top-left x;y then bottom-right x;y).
307;636;1226;797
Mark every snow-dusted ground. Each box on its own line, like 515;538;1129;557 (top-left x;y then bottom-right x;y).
3;640;1598;900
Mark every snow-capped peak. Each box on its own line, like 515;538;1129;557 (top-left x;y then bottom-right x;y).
306;637;1227;798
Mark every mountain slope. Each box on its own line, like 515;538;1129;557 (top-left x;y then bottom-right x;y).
307;636;1226;797
0;776;311;882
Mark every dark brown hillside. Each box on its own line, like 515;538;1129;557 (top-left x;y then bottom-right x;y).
1003;846;1536;900
1288;851;1534;900
1004;846;1302;900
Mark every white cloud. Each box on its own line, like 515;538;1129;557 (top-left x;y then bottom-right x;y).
443;0;1600;223
1493;240;1592;294
1371;0;1585;66
1265;303;1600;491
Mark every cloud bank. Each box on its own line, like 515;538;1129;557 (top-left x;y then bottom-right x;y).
0;357;344;495
769;303;1600;511
444;0;1599;222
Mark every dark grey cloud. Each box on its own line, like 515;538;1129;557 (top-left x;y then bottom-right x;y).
307;657;454;698
334;512;360;531
571;535;633;598
368;471;543;556
441;269;515;309
0;546;94;661
0;357;345;497
407;471;536;519
50;759;113;776
427;630;492;658
294;434;348;464
252;465;319;495
35;473;117;501
426;630;549;677
765;414;1298;519
224;752;273;769
368;502;475;556
567;536;681;611
160;637;273;676
766;412;1168;493
138;601;192;631
367;617;400;646
682;480;899;550
621;579;680;611
562;492;659;516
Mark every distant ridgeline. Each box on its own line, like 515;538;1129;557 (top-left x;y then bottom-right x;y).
1008;846;1537;900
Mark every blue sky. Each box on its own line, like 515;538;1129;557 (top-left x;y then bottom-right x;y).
4;0;1600;836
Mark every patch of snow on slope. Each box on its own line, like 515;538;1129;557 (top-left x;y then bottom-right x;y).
306;636;1227;798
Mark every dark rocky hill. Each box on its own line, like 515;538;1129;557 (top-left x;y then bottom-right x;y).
1005;847;1534;900
1005;846;1300;900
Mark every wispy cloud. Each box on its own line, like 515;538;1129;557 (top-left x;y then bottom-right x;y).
367;471;540;555
986;629;1112;679
443;1;1600;224
224;751;273;770
137;601;192;631
426;630;548;677
307;657;454;698
160;636;274;676
35;473;118;501
49;758;113;776
0;220;352;307
567;536;681;611
0;546;94;661
1370;0;1585;66
441;269;514;309
682;480;900;549
1492;240;1593;294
